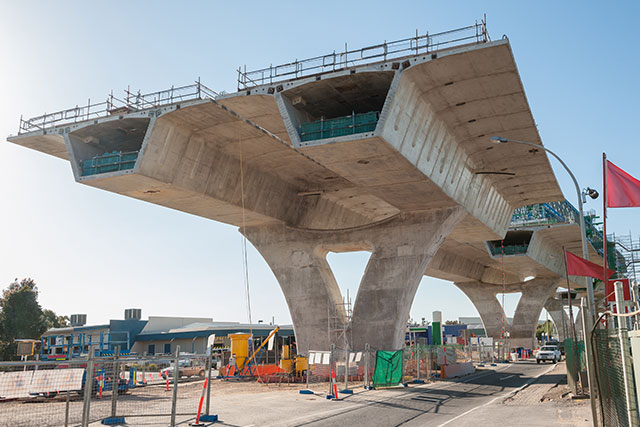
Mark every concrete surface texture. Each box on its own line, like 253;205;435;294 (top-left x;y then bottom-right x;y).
243;208;465;351
8;38;599;350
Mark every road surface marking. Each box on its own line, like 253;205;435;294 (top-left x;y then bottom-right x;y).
262;363;514;427
436;364;556;427
499;375;515;380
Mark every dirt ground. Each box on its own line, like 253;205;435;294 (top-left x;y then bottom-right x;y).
0;375;360;426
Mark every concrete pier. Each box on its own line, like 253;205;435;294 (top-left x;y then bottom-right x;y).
243;209;464;351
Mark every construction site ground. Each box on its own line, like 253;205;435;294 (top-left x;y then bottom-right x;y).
1;362;592;426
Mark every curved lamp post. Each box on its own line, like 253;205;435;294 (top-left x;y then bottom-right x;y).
490;136;598;319
491;136;601;414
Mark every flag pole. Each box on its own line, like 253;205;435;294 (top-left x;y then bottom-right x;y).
603;153;608;299
563;246;580;395
563;247;578;345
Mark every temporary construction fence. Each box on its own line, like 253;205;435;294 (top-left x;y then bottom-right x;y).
0;347;216;427
592;328;640;427
303;342;488;394
305;346;365;395
564;338;587;395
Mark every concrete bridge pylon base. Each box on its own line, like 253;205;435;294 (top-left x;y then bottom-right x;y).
456;279;559;351
242;208;465;352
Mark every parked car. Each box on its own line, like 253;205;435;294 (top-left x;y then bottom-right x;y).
545;340;565;355
536;345;562;364
161;360;206;379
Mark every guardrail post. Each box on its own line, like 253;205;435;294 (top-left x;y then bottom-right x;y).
109;346;120;421
344;347;349;392
401;345;406;385
65;390;70;427
81;348;95;427
364;343;370;389
170;346;180;427
205;350;212;415
330;344;335;397
416;345;421;381
306;343;310;390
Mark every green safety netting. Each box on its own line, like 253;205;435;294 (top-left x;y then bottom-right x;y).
564;338;586;375
372;350;403;387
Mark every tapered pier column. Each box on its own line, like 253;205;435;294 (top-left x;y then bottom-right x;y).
242;208;465;352
544;297;570;342
455;281;508;342
509;279;559;349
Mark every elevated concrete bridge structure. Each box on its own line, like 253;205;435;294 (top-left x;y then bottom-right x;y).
440;200;605;349
8;23;598;351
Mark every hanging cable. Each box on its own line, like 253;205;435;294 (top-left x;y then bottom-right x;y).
237;119;270;385
501;239;506;354
238;121;253;332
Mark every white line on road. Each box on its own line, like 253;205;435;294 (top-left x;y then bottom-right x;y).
499;375;515;380
262;363;514;427
436;363;556;427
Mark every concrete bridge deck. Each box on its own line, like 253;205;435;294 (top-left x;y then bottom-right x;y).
8;30;586;351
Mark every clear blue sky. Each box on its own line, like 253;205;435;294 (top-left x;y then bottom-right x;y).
1;1;638;326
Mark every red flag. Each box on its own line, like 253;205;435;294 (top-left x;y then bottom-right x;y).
565;250;614;281
607;161;640;207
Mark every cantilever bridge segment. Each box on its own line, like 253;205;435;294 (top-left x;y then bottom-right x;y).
9;22;576;351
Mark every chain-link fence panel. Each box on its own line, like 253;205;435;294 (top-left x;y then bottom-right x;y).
112;354;178;422
0;350;217;427
593;328;639;427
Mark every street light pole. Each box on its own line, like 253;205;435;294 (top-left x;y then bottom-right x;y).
490;137;596;318
490;136;599;423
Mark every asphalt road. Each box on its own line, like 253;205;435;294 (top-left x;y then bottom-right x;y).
278;360;557;427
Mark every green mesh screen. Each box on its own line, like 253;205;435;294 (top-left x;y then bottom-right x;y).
372;350;403;387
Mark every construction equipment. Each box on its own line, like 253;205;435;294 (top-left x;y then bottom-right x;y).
279;344;308;377
221;327;280;378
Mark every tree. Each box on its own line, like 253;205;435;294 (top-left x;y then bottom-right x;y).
0;278;46;360
42;309;69;330
536;320;554;342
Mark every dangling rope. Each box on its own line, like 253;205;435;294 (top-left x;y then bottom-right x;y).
501;239;506;354
238;119;268;384
238;121;253;331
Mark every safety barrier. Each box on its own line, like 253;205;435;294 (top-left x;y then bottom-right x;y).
305;346;364;397
0;347;216;426
17;79;218;134
299;111;379;142
81;151;138;176
237;19;489;90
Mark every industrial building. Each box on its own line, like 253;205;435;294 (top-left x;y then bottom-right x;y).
40;308;294;360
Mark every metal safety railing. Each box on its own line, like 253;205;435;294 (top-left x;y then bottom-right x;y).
237;19;489;90
510;199;604;251
17;79;218;135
